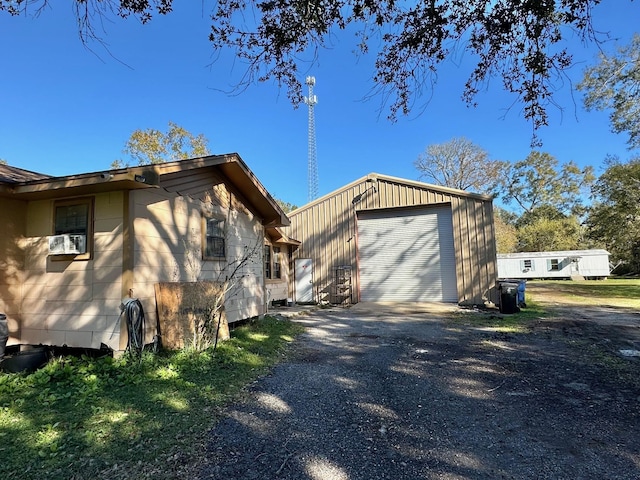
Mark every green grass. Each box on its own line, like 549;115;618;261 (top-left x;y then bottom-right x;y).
451;278;639;331
527;278;640;309
0;316;305;480
451;298;548;333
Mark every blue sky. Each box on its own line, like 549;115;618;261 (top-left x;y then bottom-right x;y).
1;2;639;209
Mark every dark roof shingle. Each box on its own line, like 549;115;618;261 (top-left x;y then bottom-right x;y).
0;164;51;184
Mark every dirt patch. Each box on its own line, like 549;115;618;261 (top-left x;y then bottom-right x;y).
526;283;640;354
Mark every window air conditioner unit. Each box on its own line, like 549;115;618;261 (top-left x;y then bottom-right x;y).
48;234;87;255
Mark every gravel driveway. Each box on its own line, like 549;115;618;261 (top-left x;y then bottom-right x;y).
195;304;640;479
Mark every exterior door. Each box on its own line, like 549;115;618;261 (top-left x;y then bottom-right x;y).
357;206;458;302
295;258;314;303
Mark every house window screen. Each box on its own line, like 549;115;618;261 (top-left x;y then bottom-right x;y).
55;203;89;235
205;218;225;258
549;258;560;271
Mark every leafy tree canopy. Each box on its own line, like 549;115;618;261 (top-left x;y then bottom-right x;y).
494;206;519;227
500;151;594;216
516;215;582;252
494;207;518;253
515;204;567;228
586;156;640;271
275;198;298;213
113;121;210;168
414;137;505;194
578;34;640;149
1;0;610;134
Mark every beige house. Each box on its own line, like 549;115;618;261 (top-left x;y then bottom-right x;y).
0;154;290;351
285;173;498;306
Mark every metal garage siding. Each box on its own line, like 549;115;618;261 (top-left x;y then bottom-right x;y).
357;206;458;302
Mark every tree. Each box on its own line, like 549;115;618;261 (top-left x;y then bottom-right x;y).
516;217;582;252
2;1;610;134
500;151;594;216
494;207;518;253
275;198;298;213
512;205;586;252
414;137;505;194
578;34;640;149
586;156;640;272
113;121;210;168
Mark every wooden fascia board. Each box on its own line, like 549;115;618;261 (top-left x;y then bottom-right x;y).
150;154;288;227
217;159;289;227
2;170;159;200
266;227;301;246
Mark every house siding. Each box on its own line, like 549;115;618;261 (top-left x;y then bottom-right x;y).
286;175;498;306
265;237;295;305
0;198;28;344
1;154;288;352
20;192;125;349
130;185;265;344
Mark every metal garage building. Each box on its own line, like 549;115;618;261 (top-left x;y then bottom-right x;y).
285;173;498;306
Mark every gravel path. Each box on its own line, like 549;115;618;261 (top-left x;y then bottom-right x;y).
195;306;640;479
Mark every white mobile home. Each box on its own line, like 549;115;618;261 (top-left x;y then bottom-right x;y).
497;250;610;280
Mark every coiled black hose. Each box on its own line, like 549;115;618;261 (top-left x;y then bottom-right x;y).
121;298;146;355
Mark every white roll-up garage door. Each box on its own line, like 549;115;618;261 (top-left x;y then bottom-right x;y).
357;205;458;302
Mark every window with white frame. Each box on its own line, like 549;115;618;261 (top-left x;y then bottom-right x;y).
549;258;560;271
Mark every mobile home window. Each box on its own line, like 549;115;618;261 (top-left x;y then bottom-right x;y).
204;217;225;259
549;258;560;271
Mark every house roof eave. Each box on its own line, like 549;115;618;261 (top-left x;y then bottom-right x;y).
0;155;290;228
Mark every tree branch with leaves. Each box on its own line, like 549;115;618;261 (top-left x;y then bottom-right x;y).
578;33;640;149
500;151;595;216
2;0;611;138
414;137;506;194
113;121;210;168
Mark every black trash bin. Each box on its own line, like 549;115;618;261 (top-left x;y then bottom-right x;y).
498;281;520;314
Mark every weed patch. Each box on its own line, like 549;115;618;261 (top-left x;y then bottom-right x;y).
0;315;304;480
450;299;549;333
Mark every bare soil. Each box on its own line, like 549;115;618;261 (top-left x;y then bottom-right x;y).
192;295;640;479
525;282;640;348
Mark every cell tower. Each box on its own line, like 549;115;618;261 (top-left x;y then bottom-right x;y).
304;76;319;201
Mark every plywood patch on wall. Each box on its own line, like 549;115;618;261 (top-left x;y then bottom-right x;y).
155;281;230;350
